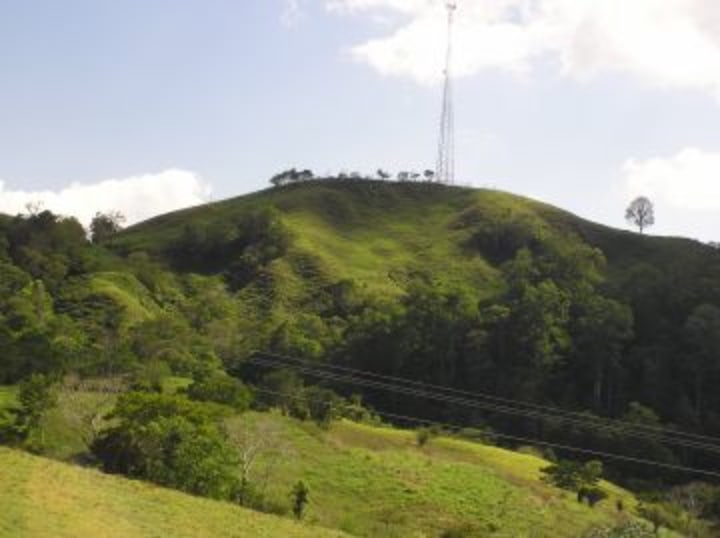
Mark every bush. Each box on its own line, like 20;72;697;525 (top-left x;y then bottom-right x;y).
291;480;310;520
129;360;171;393
578;486;608;507
187;372;253;411
304;386;342;427
416;425;441;447
92;392;238;500
542;459;603;492
233;478;287;515
256;369;307;418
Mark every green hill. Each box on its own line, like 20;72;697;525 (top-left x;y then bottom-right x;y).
115;179;716;292
1;179;719;536
0;447;348;538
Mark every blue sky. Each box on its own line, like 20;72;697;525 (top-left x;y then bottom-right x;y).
1;0;720;241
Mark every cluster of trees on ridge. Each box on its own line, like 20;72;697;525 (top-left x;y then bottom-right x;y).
0;184;719;534
269;167;438;186
271;169;659;235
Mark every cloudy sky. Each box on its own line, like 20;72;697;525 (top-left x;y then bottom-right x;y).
2;1;720;241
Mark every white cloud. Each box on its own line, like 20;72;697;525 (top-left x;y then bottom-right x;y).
624;148;720;211
0;170;212;227
327;0;720;96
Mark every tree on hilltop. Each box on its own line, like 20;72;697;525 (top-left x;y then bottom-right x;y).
269;168;314;187
625;196;655;234
90;211;126;244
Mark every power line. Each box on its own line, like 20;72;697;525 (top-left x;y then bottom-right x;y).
251;385;720;480
247;353;720;455
251;351;720;445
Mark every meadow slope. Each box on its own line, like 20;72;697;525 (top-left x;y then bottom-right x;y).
0;447;349;538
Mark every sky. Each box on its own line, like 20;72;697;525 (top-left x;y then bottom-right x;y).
1;0;720;241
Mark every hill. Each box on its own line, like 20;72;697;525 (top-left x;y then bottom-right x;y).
0;447;348;538
109;179;720;437
115;179;716;293
1;179;719;536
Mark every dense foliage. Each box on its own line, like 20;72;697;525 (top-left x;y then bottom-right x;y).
1;180;720;533
92;392;238;499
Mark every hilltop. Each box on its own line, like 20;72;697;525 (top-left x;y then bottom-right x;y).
115;179;716;294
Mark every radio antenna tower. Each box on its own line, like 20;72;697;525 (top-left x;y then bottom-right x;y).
435;1;457;185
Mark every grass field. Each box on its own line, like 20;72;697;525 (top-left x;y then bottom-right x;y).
0;447;349;538
223;412;643;537
1;383;671;537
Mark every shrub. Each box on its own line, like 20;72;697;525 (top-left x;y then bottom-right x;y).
578;486;608;507
92;392;237;500
187;372;253;411
304;386;342;427
291;480;310;520
542;459;603;492
416;425;441;447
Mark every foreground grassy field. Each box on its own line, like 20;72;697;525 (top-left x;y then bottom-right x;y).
0;382;671;538
224;412;642;537
0;447;348;538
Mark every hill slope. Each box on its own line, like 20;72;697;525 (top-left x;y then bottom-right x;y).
116;179;717;295
223;411;641;537
0;447;348;538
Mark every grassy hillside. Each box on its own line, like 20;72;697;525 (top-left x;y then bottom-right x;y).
223;411;642;537
115;180;716;295
2;378;658;538
0;447;348;538
1;180;717;536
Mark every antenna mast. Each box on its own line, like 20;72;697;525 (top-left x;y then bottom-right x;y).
435;1;457;185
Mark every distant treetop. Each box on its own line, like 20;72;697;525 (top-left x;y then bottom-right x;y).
625;196;655;234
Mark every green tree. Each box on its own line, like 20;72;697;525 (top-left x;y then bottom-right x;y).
92;392;237;499
542;459;603;494
187;372;253;411
15;373;57;446
572;295;633;413
89;211;126;244
491;250;571;398
684;304;720;417
303;386;342;427
291;480;310;520
256;369;307;418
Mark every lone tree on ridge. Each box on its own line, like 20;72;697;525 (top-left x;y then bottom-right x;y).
625;196;655;234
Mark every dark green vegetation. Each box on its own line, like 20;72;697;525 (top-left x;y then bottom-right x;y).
1;179;720;536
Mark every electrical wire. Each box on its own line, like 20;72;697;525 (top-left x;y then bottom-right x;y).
246;353;720;455
251;351;720;445
250;385;720;480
